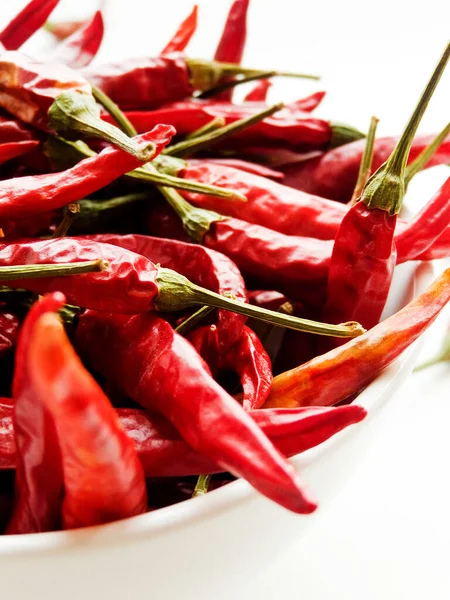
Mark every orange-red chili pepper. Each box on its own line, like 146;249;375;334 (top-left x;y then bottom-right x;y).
264;268;450;409
161;5;198;55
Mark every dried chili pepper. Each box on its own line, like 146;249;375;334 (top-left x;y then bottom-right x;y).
282;132;450;201
213;0;250;101
0;125;173;220
265;268;450;409
81;233;247;352
244;79;272;102
221;325;272;409
0;0;60;50
0;237;363;337
108;100;364;151
26;295;147;529
51;10;104;69
0;402;367;476
84;52;318;111
322;44;449;332
0;140;40;165
6;293;64;534
75;308;317;513
161;6;198;54
193;158;284;180
0;52;155;160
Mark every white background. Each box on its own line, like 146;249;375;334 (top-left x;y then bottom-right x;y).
2;1;450;598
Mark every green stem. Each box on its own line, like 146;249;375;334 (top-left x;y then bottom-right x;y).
0;259;108;281
155;267;365;338
350;116;379;205
91;84;139;137
192;474;212;497
164;103;284;158
52;203;80;238
44;136;247;202
362;42;450;214
197;70;277;100
174;305;216;336
48;91;155;161
185;117;226;140
405;121;450;186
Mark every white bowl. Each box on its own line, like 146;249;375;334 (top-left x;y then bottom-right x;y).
0;260;434;600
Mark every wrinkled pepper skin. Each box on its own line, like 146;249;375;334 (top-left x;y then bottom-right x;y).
75;309;318;514
7;294;64;535
0;402;367;476
82;233;247;352
27;300;147;530
282;133;450;201
83;53;193;111
264;269;450;409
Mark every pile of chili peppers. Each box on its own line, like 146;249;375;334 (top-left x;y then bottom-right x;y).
0;0;449;535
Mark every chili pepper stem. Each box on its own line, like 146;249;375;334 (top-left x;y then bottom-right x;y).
156;267;365;338
349;116;379;205
197;70;277;100
165;103;284;158
362;42;450;215
175;305;216;336
52;203;80;238
192;474;212;497
186;117;226;140
91;84;139;138
329;121;366;148
405;121;450;186
48;91;156;161
0;259;108;280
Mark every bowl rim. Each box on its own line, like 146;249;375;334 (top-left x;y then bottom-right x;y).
0;261;435;557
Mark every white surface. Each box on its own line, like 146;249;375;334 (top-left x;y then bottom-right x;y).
1;1;450;598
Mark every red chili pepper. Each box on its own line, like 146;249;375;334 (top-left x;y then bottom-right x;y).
0;402;367;477
244;79;272;102
81;233;247;352
289;91;327;113
282;132;450;201
110;100;363;151
187;324;221;377
161;5;198;54
51;10;104;69
0;312;19;359
264;268;450;409
75;308;317;513
190;158;284;180
322;46;449;332
6;293;64;534
0;113;37;143
25;294;147;530
0;125;174;220
221;325;272;409
0;0;60;50
0;140;40;165
213;0;250;101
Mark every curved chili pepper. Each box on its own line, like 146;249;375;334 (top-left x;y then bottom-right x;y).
282;132;450;201
109;100;363;151
191;158;284;180
161;5;198;54
81;233;247;352
0;140;40;165
6;293;64;534
221;325;272;409
0;402;367;476
213;0;250;101
26;296;147;529
51;10;104;69
75;308;317;514
322;44;449;332
0;0;60;50
264;268;450;409
0;125;174;220
0;312;19;359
